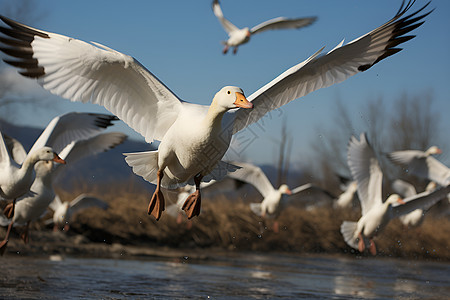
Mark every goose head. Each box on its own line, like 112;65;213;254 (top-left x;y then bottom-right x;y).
279;184;292;195
425;146;442;156
212;86;253;112
29;147;66;165
385;194;405;206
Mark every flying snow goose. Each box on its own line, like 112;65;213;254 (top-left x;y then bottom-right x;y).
391;179;441;227
0;132;65;254
0;131;126;249
340;133;449;255
49;194;108;232
388;146;450;186
0;0;432;221
228;162;333;232
0;112;115;233
212;0;317;54
0;113;122;253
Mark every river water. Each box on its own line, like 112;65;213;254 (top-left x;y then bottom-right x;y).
1;252;449;299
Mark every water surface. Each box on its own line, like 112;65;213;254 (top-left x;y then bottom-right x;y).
1;253;448;299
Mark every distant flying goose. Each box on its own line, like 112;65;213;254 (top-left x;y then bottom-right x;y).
0;0;432;221
391;180;441;227
212;0;317;54
388;146;450;186
49;194;108;232
340;133;449;255
228;162;333;232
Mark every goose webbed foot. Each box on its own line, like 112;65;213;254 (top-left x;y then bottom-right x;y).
182;190;201;219
148;189;165;221
148;170;165;221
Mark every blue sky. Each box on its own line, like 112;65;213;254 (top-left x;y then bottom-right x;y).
1;0;449;167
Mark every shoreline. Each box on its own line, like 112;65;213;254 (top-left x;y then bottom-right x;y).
3;229;449;263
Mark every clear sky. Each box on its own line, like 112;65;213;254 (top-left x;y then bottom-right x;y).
1;0;449;167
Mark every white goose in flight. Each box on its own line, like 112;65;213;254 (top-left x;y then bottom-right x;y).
0;113;121;254
0;0;432;221
341;133;449;255
391;179;441;227
1;132;126;244
212;0;317;54
228;162;334;232
0;132;65;254
49;194;108;232
388;146;450;186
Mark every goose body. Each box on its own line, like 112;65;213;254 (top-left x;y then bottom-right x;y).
212;0;317;54
0;0;431;220
12;160;55;226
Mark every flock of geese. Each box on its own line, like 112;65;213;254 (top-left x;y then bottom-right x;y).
0;1;445;256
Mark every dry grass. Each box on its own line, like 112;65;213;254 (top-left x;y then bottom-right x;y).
41;182;450;260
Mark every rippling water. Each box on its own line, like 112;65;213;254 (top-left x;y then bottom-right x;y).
1;253;449;299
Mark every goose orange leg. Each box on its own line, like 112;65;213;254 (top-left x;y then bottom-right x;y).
222;45;229;54
358;232;365;252
20;221;30;244
0;199;17;256
272;221;279;233
0;220;13;256
3;199;15;219
182;174;203;219
148;170;165;220
369;239;377;256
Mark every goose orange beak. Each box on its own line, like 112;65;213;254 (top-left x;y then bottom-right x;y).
397;197;405;205
286;189;292;195
234;92;253;109
52;153;66;164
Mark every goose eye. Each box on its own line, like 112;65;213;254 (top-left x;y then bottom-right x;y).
227;91;230;95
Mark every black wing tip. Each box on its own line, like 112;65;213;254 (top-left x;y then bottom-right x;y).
0;15;50;78
0;15;49;39
359;1;432;72
91;114;120;128
103;134;128;152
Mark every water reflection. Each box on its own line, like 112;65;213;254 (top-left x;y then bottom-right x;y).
0;253;449;299
334;275;376;298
